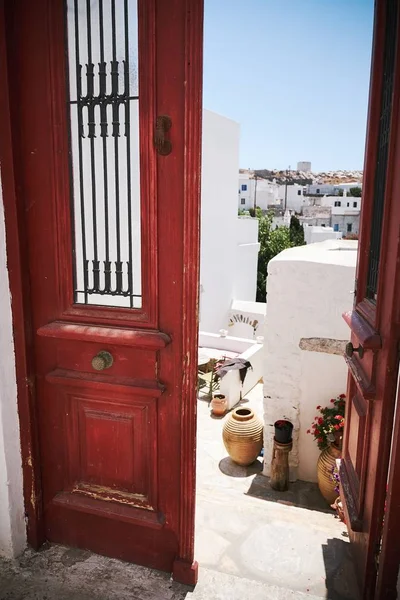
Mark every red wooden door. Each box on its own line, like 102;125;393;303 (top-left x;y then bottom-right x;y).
3;0;203;584
341;0;400;597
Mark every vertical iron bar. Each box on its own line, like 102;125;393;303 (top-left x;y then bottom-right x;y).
74;0;89;303
99;0;111;292
86;0;99;292
111;0;122;292
124;0;134;306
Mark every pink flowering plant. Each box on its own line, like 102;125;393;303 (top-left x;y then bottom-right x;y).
307;394;346;451
331;465;340;495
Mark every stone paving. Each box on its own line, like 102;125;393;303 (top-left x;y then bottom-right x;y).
0;384;359;599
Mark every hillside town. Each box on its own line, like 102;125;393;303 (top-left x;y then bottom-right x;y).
238;162;362;242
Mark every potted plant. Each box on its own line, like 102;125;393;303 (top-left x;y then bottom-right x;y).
211;394;227;416
274;419;293;444
330;465;345;523
307;394;345;505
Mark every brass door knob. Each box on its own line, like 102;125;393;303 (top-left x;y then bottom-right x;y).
91;351;113;371
345;342;364;359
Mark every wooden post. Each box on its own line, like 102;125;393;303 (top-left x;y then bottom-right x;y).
270;440;293;491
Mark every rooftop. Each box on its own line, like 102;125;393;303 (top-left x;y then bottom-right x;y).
271;239;358;267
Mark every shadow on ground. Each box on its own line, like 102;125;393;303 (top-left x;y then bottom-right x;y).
246;472;335;513
322;538;360;600
0;546;192;600
218;456;263;478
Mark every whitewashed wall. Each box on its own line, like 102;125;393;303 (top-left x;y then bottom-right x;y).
228;299;266;339
303;225;342;244
0;177;26;558
238;175;280;211
277;184;306;213
200;111;259;334
234;217;260;303
263;240;357;482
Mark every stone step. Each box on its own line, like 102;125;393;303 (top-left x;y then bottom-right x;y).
188;567;325;600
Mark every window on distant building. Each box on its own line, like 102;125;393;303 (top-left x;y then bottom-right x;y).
241;199;245;205
297;190;301;196
241;184;247;191
347;202;350;207
316;188;320;194
347;223;352;233
353;201;357;208
321;224;326;227
334;224;339;231
334;201;341;207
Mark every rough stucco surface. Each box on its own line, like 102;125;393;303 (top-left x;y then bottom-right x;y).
263;240;357;482
0;182;26;558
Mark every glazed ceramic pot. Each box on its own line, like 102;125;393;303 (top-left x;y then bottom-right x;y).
222;407;263;466
211;394;227;416
317;444;341;505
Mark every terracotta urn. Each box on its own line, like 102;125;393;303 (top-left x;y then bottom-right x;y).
222;407;263;466
317;444;341;505
211;394;227;416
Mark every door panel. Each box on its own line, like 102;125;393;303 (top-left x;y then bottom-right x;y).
341;0;400;597
5;0;203;583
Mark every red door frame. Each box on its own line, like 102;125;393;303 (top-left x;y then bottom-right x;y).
0;0;44;547
375;373;400;599
0;0;203;584
341;0;400;597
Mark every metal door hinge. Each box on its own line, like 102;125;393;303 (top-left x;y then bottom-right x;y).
154;115;172;156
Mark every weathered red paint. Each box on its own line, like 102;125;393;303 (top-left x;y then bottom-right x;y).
341;1;400;597
2;0;203;583
0;0;45;549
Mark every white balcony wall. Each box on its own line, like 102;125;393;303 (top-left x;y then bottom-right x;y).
262;240;357;482
200;111;259;334
303;225;342;244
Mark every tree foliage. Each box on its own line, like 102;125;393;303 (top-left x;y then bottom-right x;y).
256;212;305;302
289;215;305;246
348;187;362;197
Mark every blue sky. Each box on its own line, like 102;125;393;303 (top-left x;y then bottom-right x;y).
203;0;374;171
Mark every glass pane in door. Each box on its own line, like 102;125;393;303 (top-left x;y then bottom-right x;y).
366;0;398;302
66;0;142;308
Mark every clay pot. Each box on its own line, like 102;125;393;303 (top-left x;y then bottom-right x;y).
222;407;263;466
317;444;341;505
274;419;293;444
211;394;227;416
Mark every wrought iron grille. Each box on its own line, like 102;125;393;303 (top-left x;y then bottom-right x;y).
66;0;142;308
366;0;398;301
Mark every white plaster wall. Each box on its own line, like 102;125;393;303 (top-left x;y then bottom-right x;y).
228;299;266;339
234;217;259;304
0;178;26;557
238;176;280;211
278;184;306;213
200;110;240;333
303;225;342;245
200;111;259;334
263;240;357;482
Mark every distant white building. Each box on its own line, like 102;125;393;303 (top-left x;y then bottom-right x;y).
306;182;362;195
302;191;361;235
297;161;311;173
201;111;260;334
277;184;307;213
238;174;280;211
